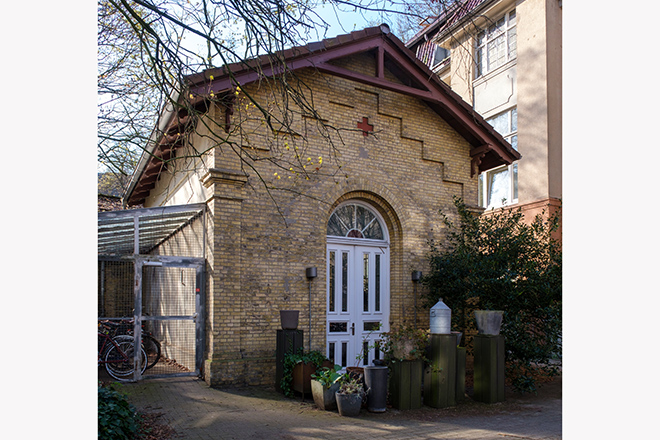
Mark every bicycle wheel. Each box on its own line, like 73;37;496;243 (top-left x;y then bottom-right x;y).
143;334;161;370
104;338;147;381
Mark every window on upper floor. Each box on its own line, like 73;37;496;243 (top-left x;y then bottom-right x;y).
432;45;449;67
475;9;517;78
478;107;518;209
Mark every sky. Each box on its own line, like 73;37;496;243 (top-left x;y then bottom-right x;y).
314;3;384;36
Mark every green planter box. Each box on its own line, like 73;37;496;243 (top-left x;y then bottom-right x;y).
424;334;456;408
389;359;423;410
473;334;505;404
456;346;466;402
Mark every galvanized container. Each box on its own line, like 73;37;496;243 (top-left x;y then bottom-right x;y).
429;299;451;334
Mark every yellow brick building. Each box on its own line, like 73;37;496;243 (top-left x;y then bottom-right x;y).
124;24;518;387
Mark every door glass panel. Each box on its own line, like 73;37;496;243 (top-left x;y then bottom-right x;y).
355;205;370;231
329;322;347;332
341;342;347;367
364;321;381;331
341;252;348;312
327;203;384;240
329;251;336;312
363;220;383;239
375;254;381;311
329;342;335;364
363;253;369;312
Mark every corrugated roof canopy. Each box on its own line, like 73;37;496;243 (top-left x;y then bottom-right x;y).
98;204;205;256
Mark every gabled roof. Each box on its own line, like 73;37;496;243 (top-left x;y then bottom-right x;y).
433;0;494;43
125;23;519;206
406;0;495;48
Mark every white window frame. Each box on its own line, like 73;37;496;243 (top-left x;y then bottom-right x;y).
478;107;518;209
431;45;449;69
475;9;517;78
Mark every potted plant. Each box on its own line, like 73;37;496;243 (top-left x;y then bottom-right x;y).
335;374;365;417
280;349;329;398
310;364;342;410
380;325;428;410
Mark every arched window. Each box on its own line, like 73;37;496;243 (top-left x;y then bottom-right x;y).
327;203;384;240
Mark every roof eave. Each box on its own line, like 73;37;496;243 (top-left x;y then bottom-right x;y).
126;22;517;204
123;88;180;206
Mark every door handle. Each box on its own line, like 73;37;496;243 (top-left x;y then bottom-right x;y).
351;323;355;336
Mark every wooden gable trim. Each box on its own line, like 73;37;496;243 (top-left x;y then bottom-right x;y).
127;24;519;205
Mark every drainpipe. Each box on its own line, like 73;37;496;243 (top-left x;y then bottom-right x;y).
306;267;317;351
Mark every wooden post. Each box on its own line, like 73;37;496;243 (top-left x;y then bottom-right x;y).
456;346;466;401
473;334;505;403
424;334;457;408
275;330;303;392
389;359;423;410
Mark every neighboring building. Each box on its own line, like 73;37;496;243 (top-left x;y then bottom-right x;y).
121;24;518;387
407;0;562;231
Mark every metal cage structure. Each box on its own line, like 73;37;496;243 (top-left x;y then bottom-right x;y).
98;204;207;381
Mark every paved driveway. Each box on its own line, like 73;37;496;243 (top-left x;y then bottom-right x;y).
122;375;561;439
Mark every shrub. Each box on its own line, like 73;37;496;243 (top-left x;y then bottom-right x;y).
423;197;561;393
98;384;140;440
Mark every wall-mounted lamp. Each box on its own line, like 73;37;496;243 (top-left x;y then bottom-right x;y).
306;267;317;351
306;267;318;279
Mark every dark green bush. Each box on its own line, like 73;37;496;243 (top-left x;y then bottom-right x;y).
423;197;562;393
98;385;140;440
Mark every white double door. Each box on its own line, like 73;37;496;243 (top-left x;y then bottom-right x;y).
326;242;389;370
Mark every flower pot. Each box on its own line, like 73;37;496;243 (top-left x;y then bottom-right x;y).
336;392;362;417
474;310;504;335
280;310;299;330
291;361;316;395
311;379;340;410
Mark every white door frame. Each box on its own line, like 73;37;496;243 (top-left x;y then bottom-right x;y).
326;202;390;370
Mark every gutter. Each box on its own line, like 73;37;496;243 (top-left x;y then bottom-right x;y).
433;0;497;44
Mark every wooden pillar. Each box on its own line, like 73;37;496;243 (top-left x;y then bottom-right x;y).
424;334;457;408
473;334;505;403
389;359;423;410
275;330;304;392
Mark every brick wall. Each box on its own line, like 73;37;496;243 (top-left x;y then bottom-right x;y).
194;53;479;387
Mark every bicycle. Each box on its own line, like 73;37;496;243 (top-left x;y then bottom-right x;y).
98;323;147;381
100;319;162;370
